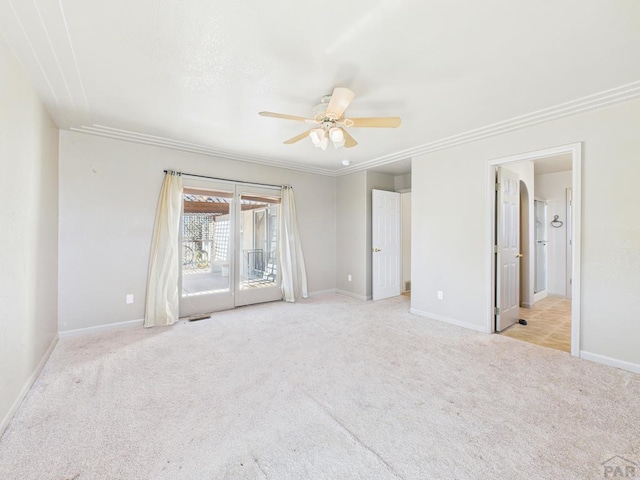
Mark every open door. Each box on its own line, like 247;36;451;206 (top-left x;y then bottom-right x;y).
495;167;521;331
372;189;401;301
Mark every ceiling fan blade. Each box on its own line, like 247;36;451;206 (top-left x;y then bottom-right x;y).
347;117;402;128
325;87;355;119
259;111;313;123
283;129;313;144
342;128;358;148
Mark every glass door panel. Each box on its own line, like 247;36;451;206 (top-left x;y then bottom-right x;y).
235;189;282;306
179;183;235;316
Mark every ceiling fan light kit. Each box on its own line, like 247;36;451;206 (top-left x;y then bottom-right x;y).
309;128;326;150
329;127;344;144
259;87;401;150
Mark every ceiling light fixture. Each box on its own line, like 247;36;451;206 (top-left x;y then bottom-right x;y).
309;128;325;148
329;127;345;148
309;125;347;150
318;133;329;151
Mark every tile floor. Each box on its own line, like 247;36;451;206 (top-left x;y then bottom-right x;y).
500;296;571;352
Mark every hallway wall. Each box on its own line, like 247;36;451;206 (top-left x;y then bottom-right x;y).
535;171;573;297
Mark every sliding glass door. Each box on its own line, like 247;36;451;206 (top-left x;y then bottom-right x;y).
180;181;236;317
235;186;282;306
179;180;281;317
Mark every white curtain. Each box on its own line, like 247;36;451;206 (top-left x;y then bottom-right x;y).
144;171;183;327
278;185;308;302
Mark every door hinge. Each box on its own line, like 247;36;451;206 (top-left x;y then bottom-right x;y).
494;245;499;253
494;307;500;315
495;182;501;191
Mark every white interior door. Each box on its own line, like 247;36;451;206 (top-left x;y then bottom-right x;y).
495;167;521;331
372;189;401;301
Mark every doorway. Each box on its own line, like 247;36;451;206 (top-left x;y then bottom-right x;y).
488;144;582;357
179;179;282;317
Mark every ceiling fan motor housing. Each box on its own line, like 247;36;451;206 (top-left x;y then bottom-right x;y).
313;99;338;122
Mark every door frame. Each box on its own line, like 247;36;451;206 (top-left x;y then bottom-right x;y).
234;184;283;307
179;179;237;316
486;142;582;357
179;178;282;316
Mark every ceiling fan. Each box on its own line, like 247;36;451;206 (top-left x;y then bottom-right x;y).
258;87;401;150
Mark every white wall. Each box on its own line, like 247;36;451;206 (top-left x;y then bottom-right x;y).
412;98;640;366
58;131;336;331
336;171;367;297
394;173;411;192
535;171;572;297
0;37;59;433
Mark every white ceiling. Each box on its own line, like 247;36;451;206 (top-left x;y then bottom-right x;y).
534;154;573;175
1;0;639;176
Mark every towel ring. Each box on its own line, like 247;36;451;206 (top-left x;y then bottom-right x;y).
550;215;563;228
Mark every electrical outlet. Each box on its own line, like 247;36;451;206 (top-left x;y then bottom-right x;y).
437;290;444;300
126;294;134;304
347;275;352;282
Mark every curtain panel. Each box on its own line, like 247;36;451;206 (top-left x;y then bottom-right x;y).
278;186;308;302
144;171;183;327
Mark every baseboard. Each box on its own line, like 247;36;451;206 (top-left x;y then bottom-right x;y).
533;290;548;303
580;351;640;375
409;308;487;333
1;334;58;437
520;302;534;309
335;289;371;301
308;289;337;297
58;318;144;339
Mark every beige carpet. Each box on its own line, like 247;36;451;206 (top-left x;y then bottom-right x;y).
1;294;639;479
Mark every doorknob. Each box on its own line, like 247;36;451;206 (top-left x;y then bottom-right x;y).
515;253;523;258
372;248;381;253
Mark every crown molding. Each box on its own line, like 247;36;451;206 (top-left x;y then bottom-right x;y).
71;81;640;179
336;80;640;176
70;125;337;177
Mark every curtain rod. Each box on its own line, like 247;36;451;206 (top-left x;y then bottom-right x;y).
164;170;283;189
